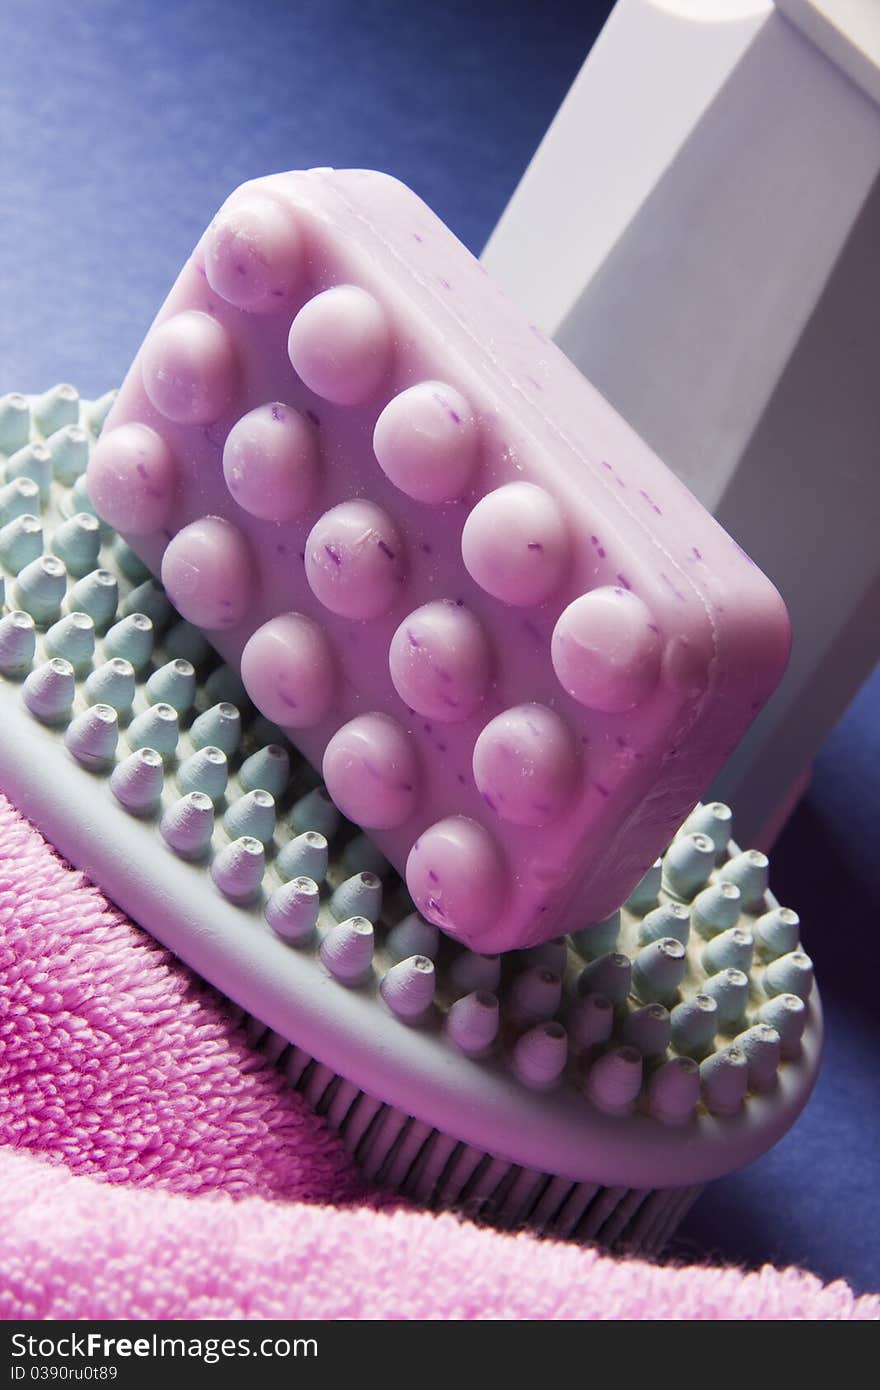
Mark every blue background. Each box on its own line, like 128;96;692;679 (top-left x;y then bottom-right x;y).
1;0;877;1297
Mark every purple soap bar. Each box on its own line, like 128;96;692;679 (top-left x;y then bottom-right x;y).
87;169;789;952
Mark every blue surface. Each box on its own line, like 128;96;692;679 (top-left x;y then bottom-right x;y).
1;0;877;1297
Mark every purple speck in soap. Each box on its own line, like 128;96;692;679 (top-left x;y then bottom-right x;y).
457;772;466;784
438;276;451;290
428;870;439;883
594;782;610;799
413;232;424;243
324;544;342;567
271;404;285;422
527;541;543;552
305;409;320;428
407;630;421;649
692;546;703;561
616;573;631;590
523;619;543;642
482;792;497;812
378;539;395;560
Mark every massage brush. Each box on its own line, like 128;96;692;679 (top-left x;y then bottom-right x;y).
0;171;819;1248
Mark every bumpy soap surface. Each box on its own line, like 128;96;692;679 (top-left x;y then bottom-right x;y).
88;169;790;951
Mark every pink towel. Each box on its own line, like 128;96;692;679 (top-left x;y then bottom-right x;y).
1;792;876;1320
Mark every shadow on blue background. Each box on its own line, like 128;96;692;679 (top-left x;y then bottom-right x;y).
1;0;877;1297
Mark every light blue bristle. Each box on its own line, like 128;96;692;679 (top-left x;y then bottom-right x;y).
446;990;499;1056
669;994;718;1058
44;611;95;675
622;1003;671;1057
577;952;632;1005
681;801;733;854
330;871;382;924
85;658;136;714
115;541;151;586
6;442;53;502
51;512;101;578
754;906;800;960
64;704;118;770
211;836;265;904
624;858;662;914
0;477;40;527
110;747;164;816
702;926;754;975
701;968;750;1028
647;1056;700;1125
190;702;241;756
205;663;250;710
161;792;215;860
637;901;690;946
223;789;276;845
511;1021;568;1089
756;993;806;1060
47;425;90;485
631;938;686;1005
691;881;742;940
68;474;113;541
85;389;117;435
146;659;196;715
289;786;339;840
735;1023;782;1091
103;613;154;670
66;569;118;631
319;916;374;986
23;657;75;723
265;877;320;945
0;610;36;676
238;744;289;798
127;702;179;760
572;910;620;959
341;832;391;878
449;949;501;997
380;955;435;1023
0;514;43;571
0;393;31;453
508;964;562;1026
14;555;66;625
700;1046;748;1116
763;950;813;1001
277;830;328;884
385;913;439;964
176;746;228;804
662;833;715;901
164;620;212;667
718;849;770;910
120;580;172;632
33;383;79;436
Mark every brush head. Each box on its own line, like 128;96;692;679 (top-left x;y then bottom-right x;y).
0;388;821;1250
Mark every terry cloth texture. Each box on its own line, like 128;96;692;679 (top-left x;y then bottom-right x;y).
0;793;876;1320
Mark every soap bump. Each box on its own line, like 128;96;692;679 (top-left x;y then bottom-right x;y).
161;515;254;629
461;481;569;607
288;285;391;406
142;310;238;425
373;381;478;504
241;613;336;728
323;712;419;829
551;586;662;713
472;702;578;827
389;600;492;724
223;403;320;521
305;499;404;620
